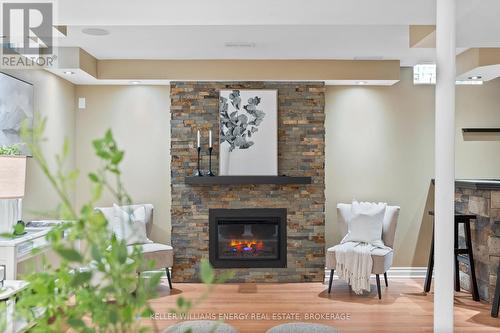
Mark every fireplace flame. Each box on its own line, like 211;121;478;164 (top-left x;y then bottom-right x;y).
229;240;264;252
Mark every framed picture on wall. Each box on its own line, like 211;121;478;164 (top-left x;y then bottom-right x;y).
0;72;34;156
219;89;278;175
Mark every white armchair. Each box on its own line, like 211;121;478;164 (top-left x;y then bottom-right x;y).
95;204;174;289
326;203;399;299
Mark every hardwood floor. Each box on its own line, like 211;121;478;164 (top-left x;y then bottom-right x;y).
144;278;499;333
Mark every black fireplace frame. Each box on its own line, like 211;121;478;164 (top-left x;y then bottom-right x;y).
209;208;287;268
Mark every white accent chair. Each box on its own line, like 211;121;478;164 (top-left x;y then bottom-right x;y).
95;204;174;289
326;203;400;299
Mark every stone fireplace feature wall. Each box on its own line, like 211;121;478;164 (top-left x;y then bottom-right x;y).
170;82;325;282
455;186;500;302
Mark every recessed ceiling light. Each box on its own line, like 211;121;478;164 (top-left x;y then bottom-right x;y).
356;81;367;85
63;71;75;75
82;28;110;36
468;75;482;80
130;81;140;85
224;42;256;48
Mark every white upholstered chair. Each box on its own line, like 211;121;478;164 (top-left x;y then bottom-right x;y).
326;203;400;299
95;204;174;289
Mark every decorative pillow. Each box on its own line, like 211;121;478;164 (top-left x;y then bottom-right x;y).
112;204;152;245
341;201;386;245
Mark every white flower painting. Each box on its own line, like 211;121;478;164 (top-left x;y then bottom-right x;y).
219;89;277;175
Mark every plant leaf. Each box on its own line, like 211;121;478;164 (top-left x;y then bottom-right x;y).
54;247;83;262
200;259;214;284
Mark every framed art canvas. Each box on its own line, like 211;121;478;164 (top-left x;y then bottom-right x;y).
0;73;34;155
219;89;278;175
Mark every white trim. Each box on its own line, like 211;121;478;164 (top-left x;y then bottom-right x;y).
324;267;427;283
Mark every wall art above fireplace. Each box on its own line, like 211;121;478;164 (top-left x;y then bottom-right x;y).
219;89;278;176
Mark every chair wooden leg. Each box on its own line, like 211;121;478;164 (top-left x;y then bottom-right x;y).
376;274;382;299
383;272;388;287
165;267;173;289
328;269;334;294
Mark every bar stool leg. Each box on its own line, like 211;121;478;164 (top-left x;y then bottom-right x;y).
424;222;434;293
454;222;460;292
491;260;500;317
464;221;480;301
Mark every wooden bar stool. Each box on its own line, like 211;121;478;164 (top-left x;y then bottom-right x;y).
491;258;500;317
424;211;480;302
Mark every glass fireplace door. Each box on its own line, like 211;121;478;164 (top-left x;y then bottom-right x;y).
217;221;279;260
209;208;287;268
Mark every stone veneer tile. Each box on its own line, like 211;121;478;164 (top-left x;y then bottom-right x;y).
488;236;500;256
170;82;326;282
468;196;490;217
492;191;500;209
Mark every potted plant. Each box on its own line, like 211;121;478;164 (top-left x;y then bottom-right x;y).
4;120;232;333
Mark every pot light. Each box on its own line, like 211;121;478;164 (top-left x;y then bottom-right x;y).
468;75;482;80
356;81;367;85
82;28;110;36
130;81;141;85
224;42;256;48
63;71;75;75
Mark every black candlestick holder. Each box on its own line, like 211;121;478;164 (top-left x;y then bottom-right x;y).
207;147;215;176
194;146;203;176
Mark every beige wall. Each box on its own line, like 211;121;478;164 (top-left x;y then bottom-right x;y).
456;80;500;177
325;68;500;267
1;69;76;219
9;67;499;267
74;85;171;243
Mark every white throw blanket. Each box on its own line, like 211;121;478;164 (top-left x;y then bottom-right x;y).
333;240;388;294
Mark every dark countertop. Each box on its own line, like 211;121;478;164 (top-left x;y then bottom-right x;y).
455;179;500;190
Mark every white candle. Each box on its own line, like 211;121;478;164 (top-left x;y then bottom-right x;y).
197;130;200;148
209;130;212;148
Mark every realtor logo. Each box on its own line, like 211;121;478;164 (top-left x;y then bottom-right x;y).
2;2;53;55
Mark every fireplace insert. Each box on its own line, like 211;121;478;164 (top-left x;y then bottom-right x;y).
209;208;287;268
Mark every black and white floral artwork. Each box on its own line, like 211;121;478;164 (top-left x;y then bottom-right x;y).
219;89;277;175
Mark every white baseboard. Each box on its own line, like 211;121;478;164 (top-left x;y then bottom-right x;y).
324;267;427;282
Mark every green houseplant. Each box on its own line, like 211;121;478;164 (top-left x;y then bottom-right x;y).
0;144;22;156
13;119;162;333
8;118;231;333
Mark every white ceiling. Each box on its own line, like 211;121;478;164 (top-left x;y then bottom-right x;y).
51;0;500;67
58;25;437;66
57;0;437;26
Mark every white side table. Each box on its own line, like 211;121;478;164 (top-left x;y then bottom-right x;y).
0;228;52;280
0;280;29;333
